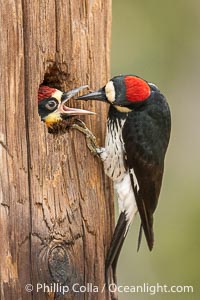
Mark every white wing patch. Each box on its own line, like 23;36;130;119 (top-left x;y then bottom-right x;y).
130;168;140;192
105;81;115;103
115;173;138;235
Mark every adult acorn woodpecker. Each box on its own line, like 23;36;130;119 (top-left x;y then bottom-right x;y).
77;75;171;285
38;85;95;133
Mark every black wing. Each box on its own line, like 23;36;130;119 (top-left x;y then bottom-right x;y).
122;94;171;250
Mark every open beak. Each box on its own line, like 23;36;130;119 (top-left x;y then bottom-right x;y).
76;88;107;102
57;85;95;116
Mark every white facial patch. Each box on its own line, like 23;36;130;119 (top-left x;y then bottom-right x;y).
52;89;63;102
115;105;132;113
105;81;116;103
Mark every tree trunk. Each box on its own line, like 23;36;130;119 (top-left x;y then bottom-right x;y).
0;1;113;299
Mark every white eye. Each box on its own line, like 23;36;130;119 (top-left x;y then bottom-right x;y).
45;99;58;110
105;81;115;103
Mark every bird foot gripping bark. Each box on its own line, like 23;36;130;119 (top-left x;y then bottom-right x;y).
71;119;104;156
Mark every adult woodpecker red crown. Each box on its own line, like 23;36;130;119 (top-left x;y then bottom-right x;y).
38;85;94;131
77;74;171;286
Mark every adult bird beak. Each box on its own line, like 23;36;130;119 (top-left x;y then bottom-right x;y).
58;85;96;116
76;87;107;102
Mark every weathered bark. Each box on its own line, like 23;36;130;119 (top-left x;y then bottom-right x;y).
0;1;113;299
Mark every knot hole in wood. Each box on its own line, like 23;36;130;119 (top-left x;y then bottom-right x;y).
48;244;72;285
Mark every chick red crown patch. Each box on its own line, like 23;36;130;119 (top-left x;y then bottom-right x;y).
38;85;57;102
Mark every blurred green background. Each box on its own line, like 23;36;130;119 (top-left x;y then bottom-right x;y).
111;0;200;299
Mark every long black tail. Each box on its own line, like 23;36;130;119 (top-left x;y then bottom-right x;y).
105;212;129;287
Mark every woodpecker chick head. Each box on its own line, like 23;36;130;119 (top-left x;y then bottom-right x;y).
38;85;94;133
77;75;159;112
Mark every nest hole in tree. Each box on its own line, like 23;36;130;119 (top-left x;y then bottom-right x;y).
37;62;91;134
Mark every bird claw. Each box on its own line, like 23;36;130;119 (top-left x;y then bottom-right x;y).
71;119;100;156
